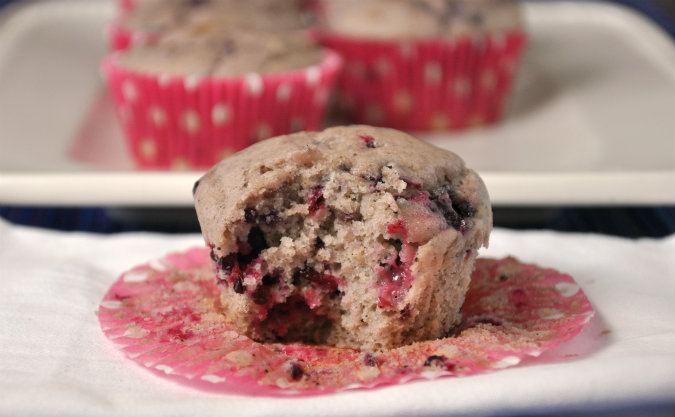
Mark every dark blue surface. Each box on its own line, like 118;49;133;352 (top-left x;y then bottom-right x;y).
602;0;673;36
0;0;673;236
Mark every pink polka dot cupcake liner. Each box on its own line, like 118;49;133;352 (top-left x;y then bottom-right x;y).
99;248;594;395
102;51;342;170
317;31;527;131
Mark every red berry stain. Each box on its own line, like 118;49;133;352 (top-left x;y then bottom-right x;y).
306;187;326;216
357;133;376;148
386;220;408;240
510;288;528;309
375;239;417;310
166;325;194;342
402;179;422;189
112;293;130;302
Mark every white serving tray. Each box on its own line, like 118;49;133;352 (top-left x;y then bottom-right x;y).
0;0;673;206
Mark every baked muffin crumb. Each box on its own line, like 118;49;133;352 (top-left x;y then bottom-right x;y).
194;126;492;350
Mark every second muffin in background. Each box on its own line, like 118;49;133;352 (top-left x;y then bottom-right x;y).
103;26;341;170
316;0;527;132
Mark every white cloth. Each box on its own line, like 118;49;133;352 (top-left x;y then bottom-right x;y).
0;218;673;417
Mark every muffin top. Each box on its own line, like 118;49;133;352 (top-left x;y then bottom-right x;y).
319;0;522;40
120;0;311;33
119;0;180;33
194;125;492;254
118;29;322;77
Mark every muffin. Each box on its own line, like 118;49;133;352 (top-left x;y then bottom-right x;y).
118;30;322;77
193;125;492;350
103;27;342;169
316;0;527;131
108;0;312;51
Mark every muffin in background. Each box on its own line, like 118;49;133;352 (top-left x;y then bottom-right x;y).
103;28;342;170
108;0;313;51
316;0;527;131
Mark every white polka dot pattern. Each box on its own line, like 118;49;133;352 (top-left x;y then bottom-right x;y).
394;92;413;113
181;110;200;134
306;66;320;86
218;148;235;161
255;123;272;141
139;138;157;160
554;282;581;297
424;62;442;85
122;80;137;102
276;84;292;102
149;106;166;126
245;73;263;96
201;374;227;384
211;104;229;126
313;89;329;105
290;116;304;132
453;77;471;97
158;74;172;87
430;113;450;130
172;157;190;171
184;75;201;91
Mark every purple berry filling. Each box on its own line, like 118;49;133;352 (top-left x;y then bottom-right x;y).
376;222;417;309
306;187;326;216
290;363;304;381
252;286;269;305
262;274;280;286
423;355;456;371
363;353;379;367
294;266;342;291
232;273;246;294
429;184;476;232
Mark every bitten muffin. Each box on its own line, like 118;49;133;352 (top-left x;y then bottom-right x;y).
193;125;492;350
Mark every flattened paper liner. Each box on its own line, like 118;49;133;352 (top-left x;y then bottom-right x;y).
99;248;594;395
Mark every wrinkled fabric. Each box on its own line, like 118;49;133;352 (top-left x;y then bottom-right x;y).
0;218;673;417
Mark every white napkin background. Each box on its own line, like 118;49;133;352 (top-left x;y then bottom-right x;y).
0;218;673;417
